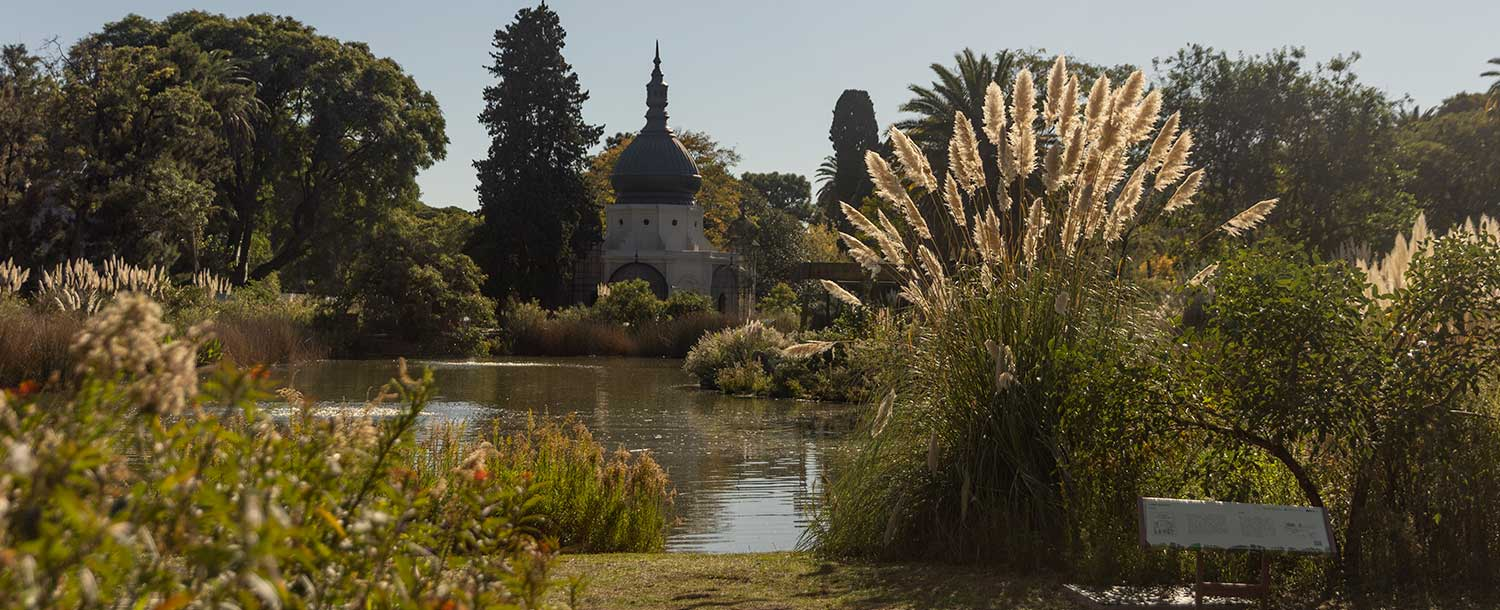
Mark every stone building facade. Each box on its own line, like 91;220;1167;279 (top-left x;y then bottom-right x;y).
578;45;740;313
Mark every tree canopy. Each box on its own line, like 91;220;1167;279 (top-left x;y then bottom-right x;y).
1156;46;1413;252
472;3;601;305
825;89;879;228
0;13;449;288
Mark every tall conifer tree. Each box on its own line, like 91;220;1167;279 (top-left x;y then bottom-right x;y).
473;3;602;303
826;90;879;230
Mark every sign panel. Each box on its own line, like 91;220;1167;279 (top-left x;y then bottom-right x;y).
1138;497;1334;554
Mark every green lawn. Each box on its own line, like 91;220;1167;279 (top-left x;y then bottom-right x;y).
552;552;1073;610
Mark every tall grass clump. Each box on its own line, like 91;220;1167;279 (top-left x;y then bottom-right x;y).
683;322;789;389
0;308;80;387
804;56;1276;564
423;416;674;553
0;294;579;608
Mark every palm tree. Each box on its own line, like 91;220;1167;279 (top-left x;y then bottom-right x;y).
814;154;839;224
898;50;1022;160
1484;57;1500;113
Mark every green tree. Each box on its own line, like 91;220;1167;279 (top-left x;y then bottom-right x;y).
741;171;814;222
729;187;807;296
1157;46;1414;252
1396;93;1500;229
92;12;448;284
43;39;227;266
340;205;496;355
826;89;879;228
0;44;58;266
813;154;837;215
473;4;602;304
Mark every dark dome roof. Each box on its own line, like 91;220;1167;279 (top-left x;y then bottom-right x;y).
611;134;701;204
610;45;701;205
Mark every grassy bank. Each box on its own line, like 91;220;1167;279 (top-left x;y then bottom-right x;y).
552;553;1068;610
553;553;1494;610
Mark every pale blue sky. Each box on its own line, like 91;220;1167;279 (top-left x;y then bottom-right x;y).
7;1;1497;210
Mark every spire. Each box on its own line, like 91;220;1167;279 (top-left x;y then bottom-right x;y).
644;41;669;133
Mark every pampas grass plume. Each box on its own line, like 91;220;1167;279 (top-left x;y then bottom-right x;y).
1221;199;1279;237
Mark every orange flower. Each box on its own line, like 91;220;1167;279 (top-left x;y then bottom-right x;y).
472;468;489;482
16;380;39;397
521;470;533;483
249;365;270;381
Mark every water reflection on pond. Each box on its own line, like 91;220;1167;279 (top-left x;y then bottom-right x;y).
272;357;853;553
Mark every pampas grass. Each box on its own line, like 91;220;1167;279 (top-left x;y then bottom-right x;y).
1219;198;1280;237
1348;211;1500;305
34;257;170;313
0;259;28;297
808;59;1278;564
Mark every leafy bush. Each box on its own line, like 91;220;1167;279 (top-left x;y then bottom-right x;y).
1167;234;1500;595
759;282;800;317
716;361;774;395
682;322;789;390
663;290;714;320
592;279;665;326
0;294;584;608
682;320;881;401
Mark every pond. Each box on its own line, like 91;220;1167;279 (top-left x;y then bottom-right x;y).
271;357;853;553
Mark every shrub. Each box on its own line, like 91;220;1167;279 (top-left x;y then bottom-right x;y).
592;279;665;326
0;294;579;607
759;282;800;317
682;322;789;389
213;312;329;365
663;290;714;319
1168;233;1500;595
716;361;774;395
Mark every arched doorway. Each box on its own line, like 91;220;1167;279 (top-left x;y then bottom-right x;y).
608;262;669;299
711;265;738;314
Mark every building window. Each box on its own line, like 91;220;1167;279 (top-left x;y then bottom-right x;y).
672;219;678;226
643;218;650;225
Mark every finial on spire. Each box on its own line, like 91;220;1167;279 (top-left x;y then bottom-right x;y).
644;41;669;132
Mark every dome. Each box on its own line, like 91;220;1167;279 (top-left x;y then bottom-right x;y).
610;44;702;205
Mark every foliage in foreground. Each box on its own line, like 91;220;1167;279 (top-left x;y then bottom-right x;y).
1163;233;1500;596
423;416;673;553
0;293;667;608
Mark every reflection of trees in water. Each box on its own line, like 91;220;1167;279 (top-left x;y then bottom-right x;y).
275;357;853;551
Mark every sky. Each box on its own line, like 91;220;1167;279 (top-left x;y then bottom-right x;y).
6;0;1498;210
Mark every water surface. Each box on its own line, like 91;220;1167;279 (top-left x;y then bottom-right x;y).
273;357;851;553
